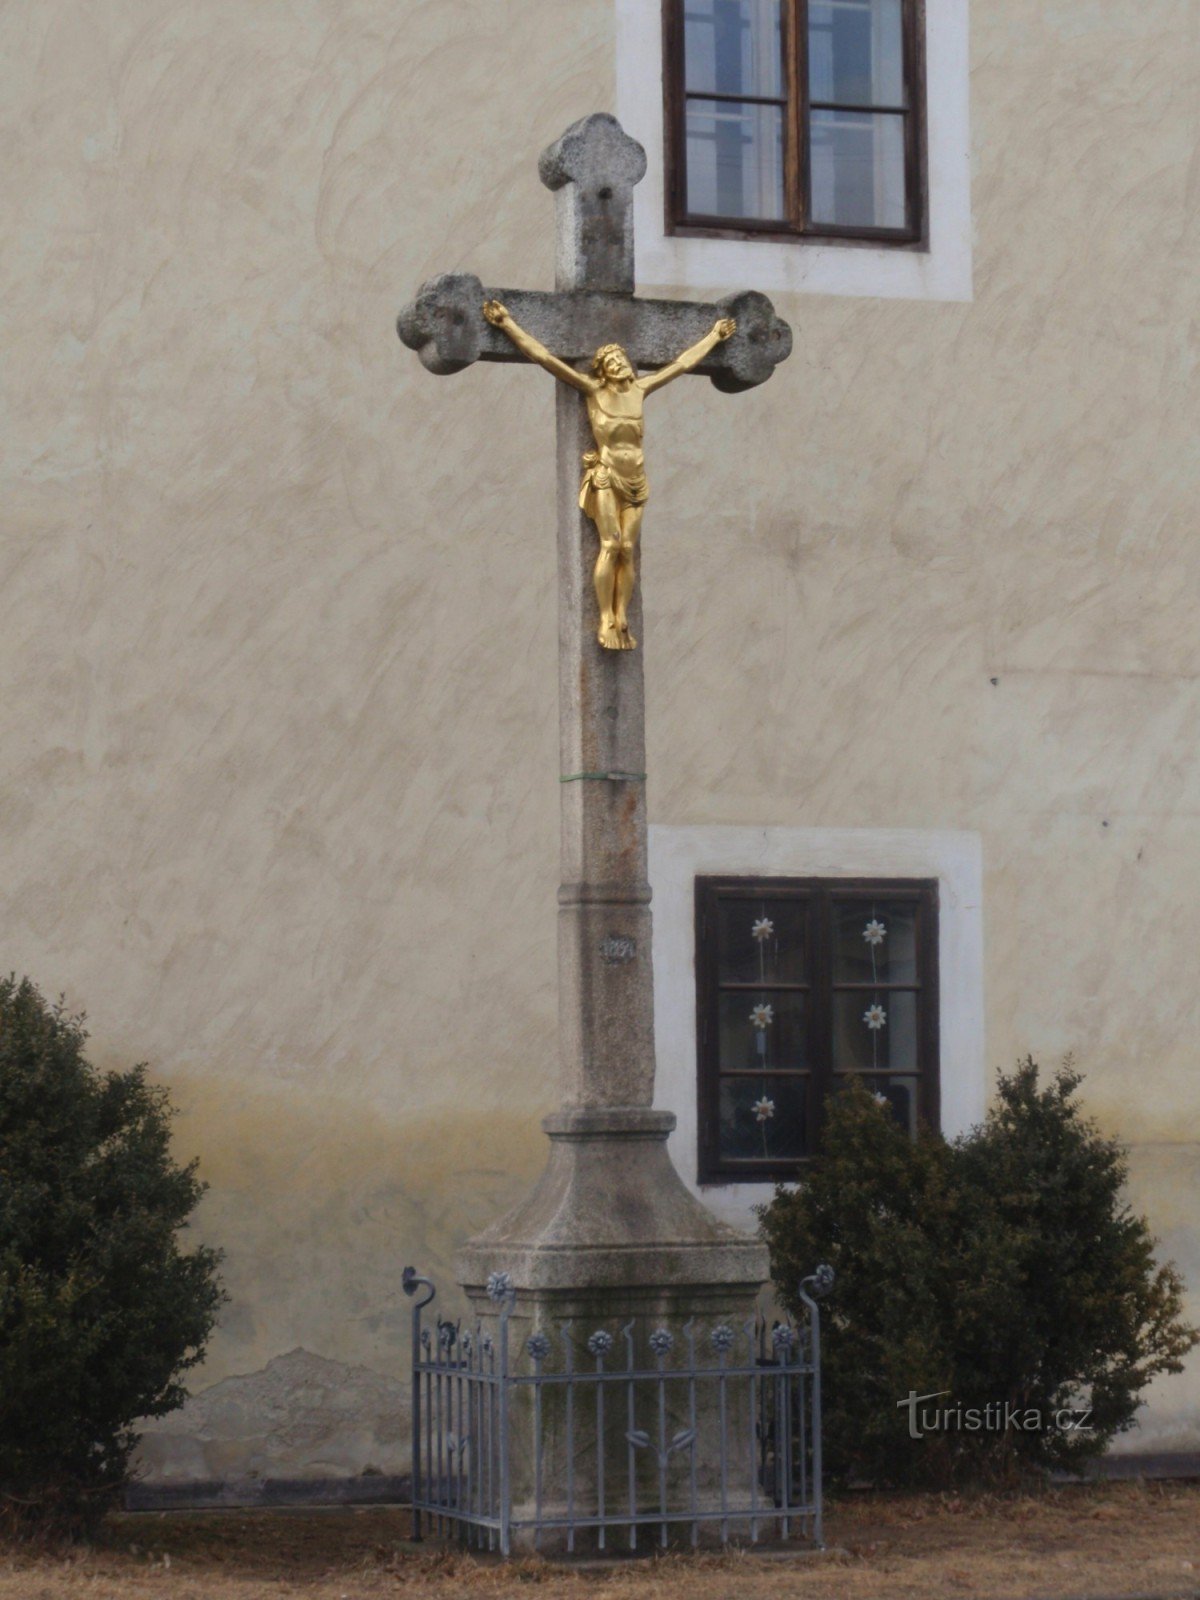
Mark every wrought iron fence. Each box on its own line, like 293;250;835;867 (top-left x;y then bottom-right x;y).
402;1263;833;1556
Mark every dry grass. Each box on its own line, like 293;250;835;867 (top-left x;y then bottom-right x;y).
1;1481;1198;1600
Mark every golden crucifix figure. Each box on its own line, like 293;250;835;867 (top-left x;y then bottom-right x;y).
483;300;736;650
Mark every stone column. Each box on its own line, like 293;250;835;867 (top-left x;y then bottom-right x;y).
456;114;765;1329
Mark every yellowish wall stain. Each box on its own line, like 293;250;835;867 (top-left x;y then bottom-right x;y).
166;1076;550;1387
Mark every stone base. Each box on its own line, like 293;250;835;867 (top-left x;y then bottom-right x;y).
455;1106;769;1295
452;1106;774;1555
450;1280;781;1559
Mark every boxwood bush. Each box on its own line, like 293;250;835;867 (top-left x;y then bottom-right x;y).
759;1062;1197;1488
0;976;224;1536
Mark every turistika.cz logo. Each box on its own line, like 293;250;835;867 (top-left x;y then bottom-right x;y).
897;1391;1094;1441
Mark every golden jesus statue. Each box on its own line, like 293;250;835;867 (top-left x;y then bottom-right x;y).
483;299;736;650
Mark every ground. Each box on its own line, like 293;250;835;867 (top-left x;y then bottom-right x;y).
2;1483;1198;1600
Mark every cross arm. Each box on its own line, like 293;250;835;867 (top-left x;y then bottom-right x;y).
398;275;791;393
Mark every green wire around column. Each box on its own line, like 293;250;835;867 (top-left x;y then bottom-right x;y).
559;771;647;783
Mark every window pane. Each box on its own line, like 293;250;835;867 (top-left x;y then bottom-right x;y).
718;989;807;1071
719;1074;809;1161
809;0;905;107
832;899;918;983
684;0;783;99
686;99;785;220
810;109;907;230
849;1073;920;1136
717;896;808;984
833;989;918;1072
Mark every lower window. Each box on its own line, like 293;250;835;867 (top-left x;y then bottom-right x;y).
695;875;939;1181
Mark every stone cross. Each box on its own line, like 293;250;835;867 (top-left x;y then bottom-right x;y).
398;115;788;1302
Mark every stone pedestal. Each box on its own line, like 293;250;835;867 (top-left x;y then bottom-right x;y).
456;1111;768;1554
457;1109;766;1296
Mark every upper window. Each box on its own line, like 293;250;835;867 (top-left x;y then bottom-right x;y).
695;876;939;1182
664;0;926;243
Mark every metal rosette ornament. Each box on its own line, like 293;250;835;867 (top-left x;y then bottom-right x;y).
710;1323;735;1356
802;1263;836;1299
526;1330;551;1364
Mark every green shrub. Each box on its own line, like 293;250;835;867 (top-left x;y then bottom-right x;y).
0;977;224;1536
759;1063;1197;1488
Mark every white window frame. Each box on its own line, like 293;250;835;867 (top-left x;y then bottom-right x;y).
616;0;973;303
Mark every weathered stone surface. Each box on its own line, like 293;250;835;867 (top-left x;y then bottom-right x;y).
538;111;648;195
456;1109;767;1291
397;282;791;390
135;1349;408;1482
556;895;655;1108
395;272;485;375
708;290;795;393
455;1265;770;1555
539;113;647;294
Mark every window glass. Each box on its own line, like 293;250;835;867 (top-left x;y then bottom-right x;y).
717;895;808;984
684;0;785;98
685;99;786;220
717;989;808;1071
809;109;907;229
832;899;917;983
719;1074;809;1161
808;0;905;106
832;989;918;1073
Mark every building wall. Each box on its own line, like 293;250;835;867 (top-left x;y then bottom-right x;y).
2;0;1198;1480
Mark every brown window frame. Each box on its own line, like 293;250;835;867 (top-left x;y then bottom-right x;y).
663;0;928;248
695;876;940;1184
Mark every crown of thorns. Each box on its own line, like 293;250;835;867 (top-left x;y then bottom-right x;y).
592;342;635;377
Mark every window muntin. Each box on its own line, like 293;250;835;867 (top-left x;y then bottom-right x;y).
668;0;925;243
696;877;938;1181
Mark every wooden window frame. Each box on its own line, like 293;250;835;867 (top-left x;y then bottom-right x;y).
695;875;940;1184
663;0;928;248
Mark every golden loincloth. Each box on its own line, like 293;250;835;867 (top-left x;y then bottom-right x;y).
579;450;649;520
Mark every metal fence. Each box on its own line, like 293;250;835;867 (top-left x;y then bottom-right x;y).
402;1264;833;1556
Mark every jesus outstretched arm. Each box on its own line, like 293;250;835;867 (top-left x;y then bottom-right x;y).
483;300;595;394
639;317;736;394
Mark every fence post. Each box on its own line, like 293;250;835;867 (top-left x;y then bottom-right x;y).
798;1264;834;1550
402;1266;436;1542
491;1276;516;1556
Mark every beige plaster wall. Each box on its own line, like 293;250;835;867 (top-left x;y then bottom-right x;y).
2;0;1197;1477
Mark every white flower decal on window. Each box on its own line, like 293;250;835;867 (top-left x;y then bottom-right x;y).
863;1003;887;1031
751;917;774;943
863;919;887;946
752;1096;775;1122
749;1003;774;1030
